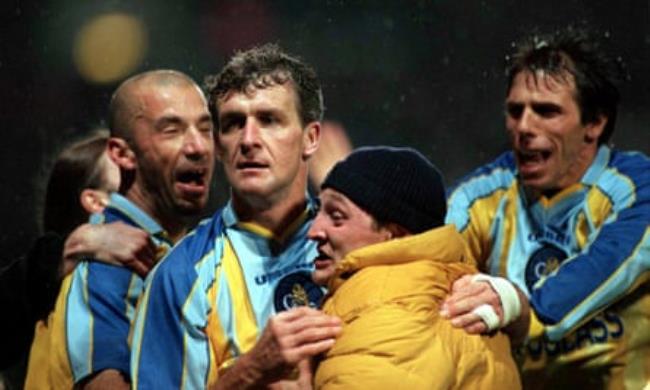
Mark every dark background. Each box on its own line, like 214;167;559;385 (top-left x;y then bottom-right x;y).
2;0;649;266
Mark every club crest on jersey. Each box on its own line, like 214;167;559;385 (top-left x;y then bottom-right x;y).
274;272;324;312
525;244;568;290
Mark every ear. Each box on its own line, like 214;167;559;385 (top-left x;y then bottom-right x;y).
377;222;410;241
584;114;607;144
79;189;110;214
302;121;321;159
384;223;410;240
107;137;136;170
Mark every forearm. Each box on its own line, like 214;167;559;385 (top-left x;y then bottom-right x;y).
502;286;530;347
211;353;270;390
528;227;649;340
64;222;154;278
63;224;101;277
213;308;340;390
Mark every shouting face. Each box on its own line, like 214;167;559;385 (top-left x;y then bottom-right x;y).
127;82;215;218
505;70;605;195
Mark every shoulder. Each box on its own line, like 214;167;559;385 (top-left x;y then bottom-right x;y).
147;210;225;292
597;149;650;207
607;149;650;185
446;152;517;230
447;152;517;203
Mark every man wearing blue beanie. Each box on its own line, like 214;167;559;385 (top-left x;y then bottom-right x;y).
308;146;521;389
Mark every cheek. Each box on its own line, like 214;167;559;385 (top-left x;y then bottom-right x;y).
556;126;584;155
335;231;368;255
280;136;306;163
276;129;305;152
217;135;235;154
327;232;346;255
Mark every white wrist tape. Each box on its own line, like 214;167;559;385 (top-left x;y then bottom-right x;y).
472;304;500;332
471;274;522;328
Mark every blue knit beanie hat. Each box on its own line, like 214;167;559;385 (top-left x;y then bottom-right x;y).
321;146;446;234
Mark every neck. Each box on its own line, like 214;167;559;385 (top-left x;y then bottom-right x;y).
231;188;309;238
123;185;189;244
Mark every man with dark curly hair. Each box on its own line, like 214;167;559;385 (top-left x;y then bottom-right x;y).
131;44;341;389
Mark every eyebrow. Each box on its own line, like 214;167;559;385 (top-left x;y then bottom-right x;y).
155;116;184;127
156;114;213;127
197;114;213;125
218;111;244;122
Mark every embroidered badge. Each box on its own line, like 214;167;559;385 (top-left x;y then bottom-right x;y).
274;272;324;311
525;244;568;290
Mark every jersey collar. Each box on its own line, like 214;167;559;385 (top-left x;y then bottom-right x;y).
91;193;166;241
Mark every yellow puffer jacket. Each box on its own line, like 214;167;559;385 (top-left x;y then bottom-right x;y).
315;225;521;390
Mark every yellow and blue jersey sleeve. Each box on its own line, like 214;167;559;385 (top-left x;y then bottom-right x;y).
131;215;222;389
446;151;518;275
528;149;650;340
25;193;170;387
63;262;142;380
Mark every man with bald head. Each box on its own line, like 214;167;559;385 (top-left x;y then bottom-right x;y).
25;70;215;389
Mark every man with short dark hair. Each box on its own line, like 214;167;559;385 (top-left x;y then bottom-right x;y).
443;27;650;388
27;70;215;389
309;146;521;389
131;44;341;389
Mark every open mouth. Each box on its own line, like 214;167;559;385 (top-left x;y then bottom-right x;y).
175;167;208;195
517;149;551;167
313;251;333;269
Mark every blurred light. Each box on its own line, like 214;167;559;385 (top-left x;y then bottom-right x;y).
73;13;147;84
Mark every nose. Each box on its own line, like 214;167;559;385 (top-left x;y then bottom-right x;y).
307;214;327;242
508;107;536;145
513;106;538;133
240;119;261;153
183;127;212;161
